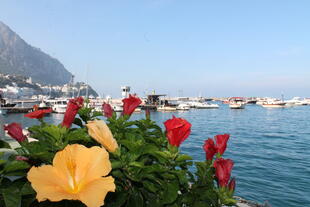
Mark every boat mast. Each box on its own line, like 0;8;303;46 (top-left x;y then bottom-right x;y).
86;66;89;99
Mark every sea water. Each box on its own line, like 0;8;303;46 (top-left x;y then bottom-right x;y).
2;104;310;207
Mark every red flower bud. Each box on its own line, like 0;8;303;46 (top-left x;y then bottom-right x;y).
24;108;52;119
4;123;27;142
215;134;230;155
15;155;29;162
61;97;84;128
164;115;191;147
214;158;234;187
102;102;113;118
122;94;142;116
228;177;236;192
203;138;217;161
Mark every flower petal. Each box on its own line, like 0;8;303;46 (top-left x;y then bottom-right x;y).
86;120;118;152
53;144;112;184
79;176;116;207
27;165;76;202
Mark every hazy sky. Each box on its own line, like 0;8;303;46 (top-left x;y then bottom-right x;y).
1;0;310;98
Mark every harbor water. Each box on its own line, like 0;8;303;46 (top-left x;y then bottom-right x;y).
1;104;310;207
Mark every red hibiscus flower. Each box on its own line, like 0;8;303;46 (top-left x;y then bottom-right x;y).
4;123;27;142
203;134;230;160
24;108;52;119
122;94;142;116
215;134;230;155
228;177;236;192
164;116;191;147
203;138;217;161
214;158;234;187
61;97;84;128
102;102;113;118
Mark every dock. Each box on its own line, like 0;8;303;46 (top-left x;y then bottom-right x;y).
0;107;33;113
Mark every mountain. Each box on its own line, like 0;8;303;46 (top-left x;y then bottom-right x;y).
0;21;72;85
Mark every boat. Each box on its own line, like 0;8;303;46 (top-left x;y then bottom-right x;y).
134;108;142;113
112;104;123;112
261;102;286;108
45;99;68;113
229;97;246;109
157;105;177;111
195;102;219;109
285;97;308;106
176;103;190;110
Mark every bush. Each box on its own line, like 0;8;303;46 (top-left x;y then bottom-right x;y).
0;96;236;207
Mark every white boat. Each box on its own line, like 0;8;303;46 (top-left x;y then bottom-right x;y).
229;97;246;109
261;102;286;108
112;104;123;112
46;99;68;113
176;103;190;110
285;97;308;106
134;108;142;113
157;105;177;111
195;102;219;109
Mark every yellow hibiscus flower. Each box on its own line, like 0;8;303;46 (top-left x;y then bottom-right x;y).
86;120;118;152
27;144;115;207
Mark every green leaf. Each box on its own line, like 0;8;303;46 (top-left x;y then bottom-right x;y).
0;140;11;149
143;180;159;193
2;185;21;207
175;154;192;162
161;181;179;204
111;161;122;169
127;190;144;207
73;118;84;128
66;128;91;142
21;182;35;195
4;160;30;174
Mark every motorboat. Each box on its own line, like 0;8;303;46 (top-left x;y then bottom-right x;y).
45;99;68;113
157;105;177;111
261;101;286;108
112;104;123;112
195;102;219;109
229;97;246;109
285;97;308;106
176;103;190;110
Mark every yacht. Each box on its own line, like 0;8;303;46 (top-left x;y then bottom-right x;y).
285;97;308;106
229;97;246;109
112;104;123;112
46;99;68;113
176;103;190;110
261;101;286;108
195;102;219;109
157;105;177;112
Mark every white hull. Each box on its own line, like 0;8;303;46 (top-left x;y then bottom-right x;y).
229;104;246;109
52;105;67;113
196;104;219;109
176;104;190;110
261;104;286;108
157;106;177;111
134;108;142;113
112;105;123;112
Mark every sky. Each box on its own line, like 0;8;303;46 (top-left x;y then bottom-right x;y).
0;0;310;98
